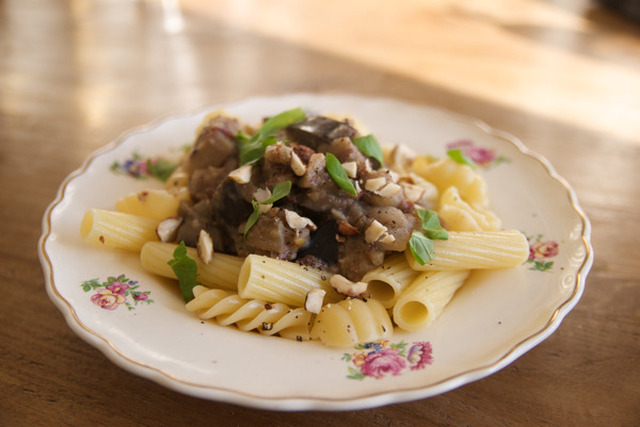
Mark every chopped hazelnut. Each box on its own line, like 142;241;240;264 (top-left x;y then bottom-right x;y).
264;143;292;164
329;274;368;297
364;177;386;192
337;220;359;236
400;182;425;203
379;233;396;244
253;187;273;213
156;216;183;242
284;209;317;231
290;152;307;176
376;182;402;198
304;289;326;314
228;164;252;184
364;219;388;243
364;219;395;244
197;229;214;264
341;161;358;179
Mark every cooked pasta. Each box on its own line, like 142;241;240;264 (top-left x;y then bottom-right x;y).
412;156;489;208
405;230;529;271
187;285;312;341
361;253;420;308
238;254;340;307
164;168;190;192
140;241;243;291
79;108;533;348
115;188;189;220
80;208;160;251
438;186;501;231
393;269;470;331
310;298;393;347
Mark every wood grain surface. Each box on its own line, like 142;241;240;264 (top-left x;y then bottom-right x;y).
1;0;639;425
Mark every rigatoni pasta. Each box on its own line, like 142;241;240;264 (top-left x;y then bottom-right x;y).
115;188;189;220
80;208;160;251
405;230;530;271
361;254;419;308
393;269;470;331
238;254;340;307
140;241;243;291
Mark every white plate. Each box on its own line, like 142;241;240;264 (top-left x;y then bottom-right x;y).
39;94;593;411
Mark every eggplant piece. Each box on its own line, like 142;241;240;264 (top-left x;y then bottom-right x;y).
296;219;339;265
217;179;253;227
286;116;357;149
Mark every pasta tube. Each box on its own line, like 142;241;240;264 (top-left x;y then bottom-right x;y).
80;208;160;251
140;242;243;291
405;230;529;271
115;188;189;220
393;269;470;331
310;298;393;347
361;254;420;308
237;254;340;307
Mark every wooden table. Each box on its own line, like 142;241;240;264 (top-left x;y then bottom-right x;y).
2;0;639;424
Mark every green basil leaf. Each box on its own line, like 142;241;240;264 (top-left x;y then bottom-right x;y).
447;148;476;169
408;231;435;265
167;241;200;302
236;130;251;144
257;107;306;137
243;181;293;238
416;209;448;240
243;201;261;239
238;108;306;165
353;134;384;166
262;180;292;204
325;153;358;197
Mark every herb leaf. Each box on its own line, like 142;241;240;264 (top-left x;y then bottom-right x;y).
447;148;476;169
167;241;200;302
409;231;435;265
408;209;448;265
262;180;292;204
243;180;293;238
416;209;449;240
238;108;306;165
258;108;306;136
243;201;261;239
325;153;358;197
353;134;384;166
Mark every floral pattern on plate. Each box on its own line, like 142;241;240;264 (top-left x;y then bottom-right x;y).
110;152;179;182
343;340;433;380
81;274;153;311
526;234;559;272
446;139;508;168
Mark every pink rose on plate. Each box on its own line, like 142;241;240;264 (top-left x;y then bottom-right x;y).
447;139;498;167
91;290;125;310
407;341;433;370
106;280;130;295
531;240;559;259
360;348;406;379
132;292;149;301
